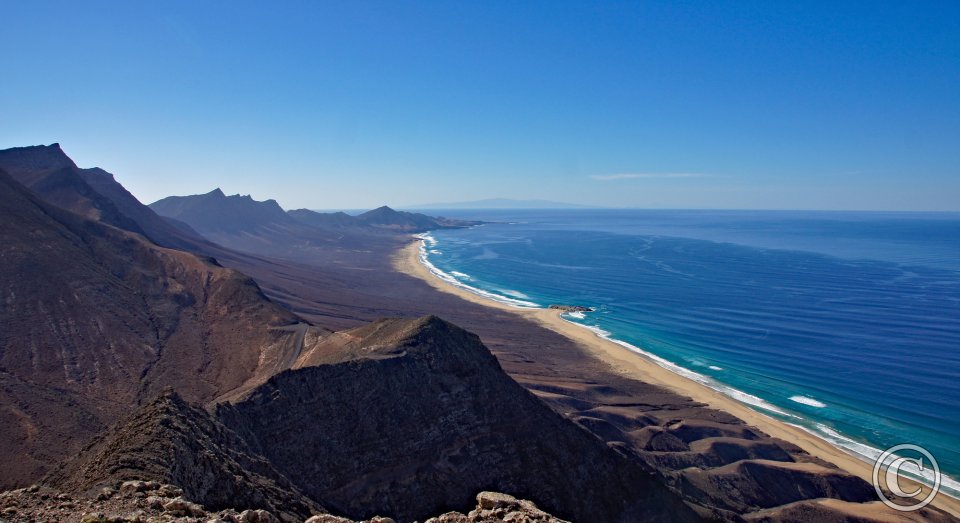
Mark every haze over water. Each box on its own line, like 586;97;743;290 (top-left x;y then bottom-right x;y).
419;209;960;495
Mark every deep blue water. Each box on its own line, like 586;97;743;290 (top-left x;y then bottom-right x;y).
417;209;960;495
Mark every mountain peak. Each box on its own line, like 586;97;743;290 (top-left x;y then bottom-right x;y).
0;143;78;176
207;188;226;197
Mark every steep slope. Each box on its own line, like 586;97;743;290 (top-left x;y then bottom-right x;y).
0;144;210;251
217;316;708;523
0;144;143;233
45;390;322;522
0;169;304;487
75;167;215;251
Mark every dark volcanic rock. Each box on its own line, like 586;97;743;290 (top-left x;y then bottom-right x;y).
45;390;322;522
547;305;594;313
217;316;705;523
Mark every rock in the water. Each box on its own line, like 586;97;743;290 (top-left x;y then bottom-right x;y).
547;304;594;312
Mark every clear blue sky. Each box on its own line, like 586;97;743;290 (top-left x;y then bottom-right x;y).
2;1;958;210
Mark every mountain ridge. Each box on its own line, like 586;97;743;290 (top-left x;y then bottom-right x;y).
0;143;213;252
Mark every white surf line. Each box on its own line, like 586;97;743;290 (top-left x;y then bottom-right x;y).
415;233;541;309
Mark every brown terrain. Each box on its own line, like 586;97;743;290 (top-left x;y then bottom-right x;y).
0;144;956;522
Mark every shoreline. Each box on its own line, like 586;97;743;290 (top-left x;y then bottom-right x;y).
393;237;960;518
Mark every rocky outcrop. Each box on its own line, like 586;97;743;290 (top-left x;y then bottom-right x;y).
422;492;570;523
0;487;569;523
217;316;705;523
44;391;322;522
547;305;594;313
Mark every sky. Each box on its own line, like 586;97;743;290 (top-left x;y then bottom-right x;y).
1;1;958;211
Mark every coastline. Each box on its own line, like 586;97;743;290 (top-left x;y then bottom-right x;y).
393;237;960;518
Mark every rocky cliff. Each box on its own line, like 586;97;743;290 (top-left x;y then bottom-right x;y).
45;391;322;522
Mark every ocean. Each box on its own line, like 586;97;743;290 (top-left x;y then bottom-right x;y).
415;209;960;497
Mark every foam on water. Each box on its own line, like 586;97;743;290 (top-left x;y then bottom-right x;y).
790;395;827;408
416;234;540;308
498;289;531;299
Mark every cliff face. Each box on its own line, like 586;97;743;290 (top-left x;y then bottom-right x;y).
217;316;705;523
0;169;302;487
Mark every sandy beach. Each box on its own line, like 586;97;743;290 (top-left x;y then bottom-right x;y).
394;238;960;519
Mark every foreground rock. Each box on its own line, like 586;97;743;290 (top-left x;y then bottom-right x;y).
44;392;321;522
0;487;561;523
423;492;570;523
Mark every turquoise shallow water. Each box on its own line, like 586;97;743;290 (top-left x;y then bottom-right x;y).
416;209;960;496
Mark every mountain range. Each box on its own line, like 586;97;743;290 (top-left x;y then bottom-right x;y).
0;144;954;523
408;197;593;209
150;190;481;236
